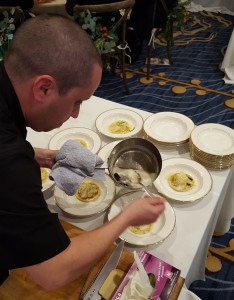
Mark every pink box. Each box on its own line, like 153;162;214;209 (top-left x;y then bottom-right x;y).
112;250;181;300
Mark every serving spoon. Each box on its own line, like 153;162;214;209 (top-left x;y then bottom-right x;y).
138;182;155;198
114;170;155;198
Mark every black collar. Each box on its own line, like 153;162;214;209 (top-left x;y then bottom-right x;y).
0;61;27;138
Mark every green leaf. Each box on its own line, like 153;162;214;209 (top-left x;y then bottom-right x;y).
10;7;15;15
9;24;15;31
2;11;8;18
110;41;116;48
80;11;85;18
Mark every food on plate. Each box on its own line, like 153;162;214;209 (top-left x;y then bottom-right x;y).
40;168;48;183
74;138;88;148
75;180;101;202
128;223;154;235
108;120;133;134
168;171;194;192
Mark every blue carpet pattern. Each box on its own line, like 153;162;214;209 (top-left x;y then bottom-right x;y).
94;11;234;300
190;219;234;300
94;12;234;129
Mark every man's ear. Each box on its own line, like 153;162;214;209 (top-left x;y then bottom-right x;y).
32;75;57;102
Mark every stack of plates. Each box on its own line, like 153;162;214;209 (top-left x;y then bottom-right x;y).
143;112;195;146
189;123;234;170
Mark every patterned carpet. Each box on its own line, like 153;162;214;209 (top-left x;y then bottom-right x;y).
190;220;234;300
94;10;234;300
95;11;234;130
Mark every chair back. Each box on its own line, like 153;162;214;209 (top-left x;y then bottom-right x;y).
0;6;25;26
73;0;135;49
73;0;135;95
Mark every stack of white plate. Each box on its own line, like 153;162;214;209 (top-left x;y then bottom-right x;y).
143;112;195;146
189;123;234;170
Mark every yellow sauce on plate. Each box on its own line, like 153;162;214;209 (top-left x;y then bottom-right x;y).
168;171;194;192
128;223;154;235
108;120;133;134
40;168;48;184
74;138;88;148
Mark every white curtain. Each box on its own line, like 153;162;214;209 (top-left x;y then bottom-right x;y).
189;0;234;15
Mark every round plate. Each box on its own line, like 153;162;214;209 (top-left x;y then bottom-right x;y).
144;112;195;143
191;123;234;156
107;191;175;246
54;174;115;217
154;158;212;202
48;127;101;154
95;108;143;139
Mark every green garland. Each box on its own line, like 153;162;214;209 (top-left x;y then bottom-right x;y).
0;8;16;60
78;10;119;55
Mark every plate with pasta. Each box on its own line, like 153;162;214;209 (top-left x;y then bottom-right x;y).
48;127;102;154
154;158;213;202
107;190;175;246
95;108;143;139
54;174;116;217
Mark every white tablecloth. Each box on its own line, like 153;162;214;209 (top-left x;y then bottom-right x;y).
26;95;234;288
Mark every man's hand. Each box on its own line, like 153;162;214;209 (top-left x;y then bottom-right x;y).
122;196;165;226
34;147;58;169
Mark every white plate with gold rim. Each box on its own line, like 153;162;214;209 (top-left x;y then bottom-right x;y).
48;127;102;153
154;158;212;202
54;174;115;217
95;108;143;139
107;191;175;246
144;112;195;144
191;123;234;156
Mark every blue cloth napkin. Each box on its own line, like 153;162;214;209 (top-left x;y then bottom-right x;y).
50;139;105;196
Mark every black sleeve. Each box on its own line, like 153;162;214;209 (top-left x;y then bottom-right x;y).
0;135;70;272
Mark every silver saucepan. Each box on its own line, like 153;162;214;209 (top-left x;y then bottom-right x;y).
107;138;162;190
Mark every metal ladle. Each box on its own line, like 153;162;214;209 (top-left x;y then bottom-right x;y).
114;171;155;198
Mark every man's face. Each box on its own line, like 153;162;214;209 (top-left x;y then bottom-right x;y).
34;63;102;132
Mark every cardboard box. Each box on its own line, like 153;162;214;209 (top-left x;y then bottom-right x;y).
111;250;181;300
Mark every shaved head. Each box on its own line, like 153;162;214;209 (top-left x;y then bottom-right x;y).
4;14;102;94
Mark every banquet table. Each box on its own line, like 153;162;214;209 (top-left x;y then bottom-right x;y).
27;95;234;288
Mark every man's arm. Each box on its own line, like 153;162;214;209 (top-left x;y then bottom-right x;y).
34;147;57;169
25;196;165;290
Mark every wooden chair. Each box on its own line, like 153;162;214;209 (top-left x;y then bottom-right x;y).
0;6;24;24
146;0;170;80
73;0;135;95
